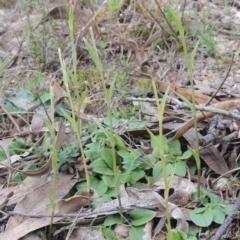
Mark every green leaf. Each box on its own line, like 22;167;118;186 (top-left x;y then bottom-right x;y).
167;140;182;156
84;38;102;71
129;226;144;240
99;148;114;169
178;150;192;160
201;189;222;204
175;160;186;176
129;170;145;184
169;229;187;240
91;177;108;196
149;134;168;154
119;172;130;184
223;204;233;214
212;206;225;224
130;208;156;226
114;135;127;150
187;234;198;240
102;175;116;188
0;149;7;161
99;41;108;49
153;161;173;182
104;116;119;127
152;147;161;158
91;158;114;175
188;146;201;169
102;227;115;239
39;91;50;104
117;149;130;159
190;208;213;227
103;214;122;226
17;89;34;102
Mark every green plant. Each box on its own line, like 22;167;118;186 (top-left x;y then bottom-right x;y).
166;5;201;200
190;189;233;227
44;82;58;236
101;209;155;240
58;2;92;201
57;142;79;169
21;0;58;70
8;138;29;155
108;0;123;16
197;26;219;58
84;25;124;212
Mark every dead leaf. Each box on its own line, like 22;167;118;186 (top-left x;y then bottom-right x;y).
1;175;78;240
127;39;148;66
200;146;231;176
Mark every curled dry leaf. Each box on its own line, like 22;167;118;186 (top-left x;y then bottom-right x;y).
57;188;98;214
126;39;148;66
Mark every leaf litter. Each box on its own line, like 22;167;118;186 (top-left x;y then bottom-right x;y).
0;0;240;239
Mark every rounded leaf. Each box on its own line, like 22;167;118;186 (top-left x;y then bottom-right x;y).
102;227;115;239
190;208;213;227
130;208;156;226
103;214;122;226
175;160;186;176
129;226;144;240
212;207;225;224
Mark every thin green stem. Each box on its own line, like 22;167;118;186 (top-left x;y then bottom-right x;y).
67;3;91;194
180;25;201;198
152;81;172;236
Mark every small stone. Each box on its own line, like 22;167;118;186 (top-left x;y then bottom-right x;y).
221;16;232;30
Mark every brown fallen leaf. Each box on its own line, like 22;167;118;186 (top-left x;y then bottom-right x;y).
200;146;231;177
126;39;148;66
174;127;232;177
1;175;79;240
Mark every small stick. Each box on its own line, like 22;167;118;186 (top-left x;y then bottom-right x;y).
205;53;235;106
0;105;20;133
